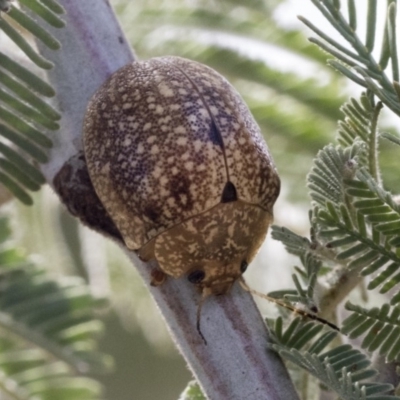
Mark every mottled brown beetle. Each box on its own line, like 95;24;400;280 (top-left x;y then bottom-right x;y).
83;56;280;300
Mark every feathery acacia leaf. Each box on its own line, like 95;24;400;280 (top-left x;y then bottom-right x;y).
0;216;109;399
342;302;400;363
269;317;399;400
295;92;400;299
271;226;313;258
0;0;63;204
301;0;400;117
267;1;400;398
312;164;400;297
273;79;400;395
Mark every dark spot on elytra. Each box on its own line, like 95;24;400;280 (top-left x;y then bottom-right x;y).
209;120;224;148
221;181;237;203
118;36;124;44
169;174;193;211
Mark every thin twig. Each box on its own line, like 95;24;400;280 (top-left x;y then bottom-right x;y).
369;102;383;185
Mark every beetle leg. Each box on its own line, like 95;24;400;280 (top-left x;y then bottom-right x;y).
150;268;168;286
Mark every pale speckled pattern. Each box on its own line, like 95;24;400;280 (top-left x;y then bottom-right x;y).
171;57;279;208
154;201;271;294
84;56;280;293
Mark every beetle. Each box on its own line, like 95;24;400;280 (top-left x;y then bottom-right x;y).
83;56;280;297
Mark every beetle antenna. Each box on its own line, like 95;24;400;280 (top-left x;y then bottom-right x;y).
197;290;209;345
239;278;339;331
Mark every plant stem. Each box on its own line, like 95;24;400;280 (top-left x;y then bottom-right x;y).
318;265;364;319
369;102;383;185
133;257;300;400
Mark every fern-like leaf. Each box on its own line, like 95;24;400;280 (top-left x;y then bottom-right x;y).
300;0;400;117
271;225;313;258
315;164;400;302
271;207;344;318
0;1;63;204
303;127;400;301
0;216;110;399
342;301;400;363
308;142;361;207
337;94;382;181
270;317;399;400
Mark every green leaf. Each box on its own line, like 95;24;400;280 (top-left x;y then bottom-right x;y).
307;140;400;293
7;7;61;50
179;381;206;400
0;53;56;98
302;0;400;117
382;131;400;146
271;226;312;258
0;172;32;205
269;316;398;399
0;216;110;398
366;0;377;52
343;302;400;363
0;18;53;69
18;0;65;28
0;0;63;205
